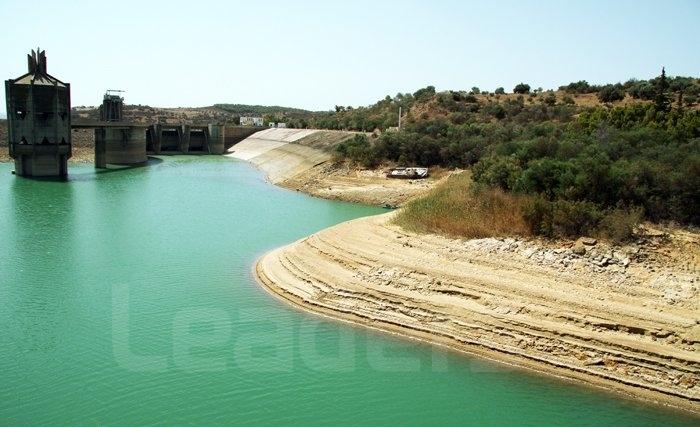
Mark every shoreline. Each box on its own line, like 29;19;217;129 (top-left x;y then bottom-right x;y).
254;255;699;416
224;129;449;207
4;131;698;414
254;212;699;415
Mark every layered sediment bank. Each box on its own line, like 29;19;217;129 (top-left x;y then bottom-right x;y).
256;211;699;413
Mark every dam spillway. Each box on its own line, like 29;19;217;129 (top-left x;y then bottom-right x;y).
145;124;231;155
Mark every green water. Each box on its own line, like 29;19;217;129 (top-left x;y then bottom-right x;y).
0;157;696;426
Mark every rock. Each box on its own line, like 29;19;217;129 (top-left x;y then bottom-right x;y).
580;237;597;246
572;243;586;256
522;248;537;259
584;357;605;366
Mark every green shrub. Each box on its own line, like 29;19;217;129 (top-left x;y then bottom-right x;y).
559;80;596;94
472;155;521;190
543;93;557;106
514;83;531;94
552;200;603;237
597;207;643;243
598;84;625;102
522;195;554;237
334;134;380;168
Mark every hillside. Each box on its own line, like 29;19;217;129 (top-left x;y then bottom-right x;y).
72;105;238;124
305;72;700;242
291;74;700;131
71;103;314;125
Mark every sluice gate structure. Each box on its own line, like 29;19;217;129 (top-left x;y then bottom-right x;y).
5;50;261;177
146;124;228;155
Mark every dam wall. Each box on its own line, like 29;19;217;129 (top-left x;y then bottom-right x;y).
223;126;263;151
146;124;227;155
225;129;331;183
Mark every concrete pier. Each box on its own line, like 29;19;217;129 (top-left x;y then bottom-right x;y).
208;124;225;154
92;123;148;168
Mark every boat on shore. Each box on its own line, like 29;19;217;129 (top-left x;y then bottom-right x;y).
386;167;429;179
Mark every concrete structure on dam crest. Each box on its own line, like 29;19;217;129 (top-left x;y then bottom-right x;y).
5;50;262;177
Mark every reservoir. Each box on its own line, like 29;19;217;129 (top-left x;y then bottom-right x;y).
0;157;695;425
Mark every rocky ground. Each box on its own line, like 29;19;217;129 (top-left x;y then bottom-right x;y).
257;212;699;413
281;162;451;207
0;127;95;163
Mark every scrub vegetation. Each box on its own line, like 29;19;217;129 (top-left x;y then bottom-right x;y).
297;69;700;241
395;173;532;239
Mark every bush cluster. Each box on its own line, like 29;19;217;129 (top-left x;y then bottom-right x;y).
324;73;700;240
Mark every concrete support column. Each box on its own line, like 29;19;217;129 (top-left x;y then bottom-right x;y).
208;124;225;154
147;124;162;154
95;127;147;167
180;125;190;153
95;128;107;169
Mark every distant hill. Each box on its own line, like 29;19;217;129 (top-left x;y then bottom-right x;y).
291;74;700;131
71;105;239;124
70;104;315;125
213;104;314;117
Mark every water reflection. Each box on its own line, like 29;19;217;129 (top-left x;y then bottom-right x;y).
4;176;77;353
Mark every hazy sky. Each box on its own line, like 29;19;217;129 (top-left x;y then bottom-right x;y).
1;0;698;114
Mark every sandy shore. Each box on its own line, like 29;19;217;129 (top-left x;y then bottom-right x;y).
256;211;699;413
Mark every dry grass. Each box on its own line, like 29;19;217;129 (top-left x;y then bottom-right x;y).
394;172;531;239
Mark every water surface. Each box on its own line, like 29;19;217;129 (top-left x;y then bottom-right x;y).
0;157;696;425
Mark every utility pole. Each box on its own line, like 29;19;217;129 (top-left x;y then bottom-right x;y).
398;106;402;130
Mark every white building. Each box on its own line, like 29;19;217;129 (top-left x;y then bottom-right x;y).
240;116;263;127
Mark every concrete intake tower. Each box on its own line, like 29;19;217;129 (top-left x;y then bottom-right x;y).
5;49;71;177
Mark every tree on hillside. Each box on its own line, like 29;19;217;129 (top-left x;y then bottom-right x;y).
597;84;625;103
514;83;531;94
560;80;593;94
414;86;436;101
628;81;656;100
470;87;480;95
495;87;505;94
655;67;671;112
